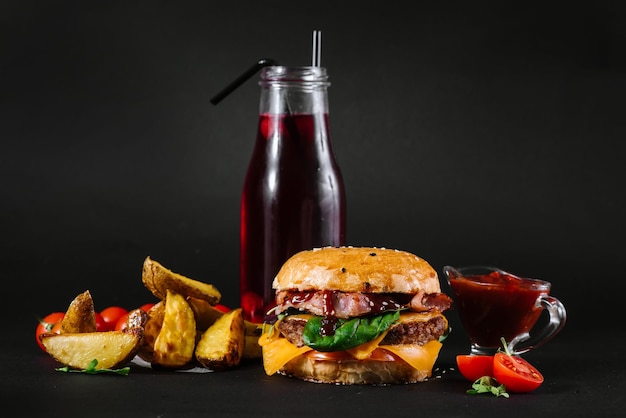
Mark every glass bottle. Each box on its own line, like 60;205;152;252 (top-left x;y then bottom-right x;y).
240;66;346;323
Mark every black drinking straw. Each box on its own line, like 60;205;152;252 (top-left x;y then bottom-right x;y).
210;58;278;105
312;30;321;67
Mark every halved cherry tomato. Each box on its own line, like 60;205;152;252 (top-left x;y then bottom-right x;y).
493;352;544;393
456;355;494;382
99;306;129;331
213;304;231;313
35;312;65;352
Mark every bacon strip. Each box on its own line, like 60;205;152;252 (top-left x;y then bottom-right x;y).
410;291;453;313
275;290;452;319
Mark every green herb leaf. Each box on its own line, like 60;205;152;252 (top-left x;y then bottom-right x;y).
55;359;130;376
302;310;400;351
439;325;451;342
467;376;509;398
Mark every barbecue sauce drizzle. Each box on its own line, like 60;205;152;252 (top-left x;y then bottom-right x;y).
320;290;337;336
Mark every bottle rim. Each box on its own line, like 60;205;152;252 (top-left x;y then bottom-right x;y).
260;66;329;86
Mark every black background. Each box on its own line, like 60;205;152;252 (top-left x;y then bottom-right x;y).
2;1;625;416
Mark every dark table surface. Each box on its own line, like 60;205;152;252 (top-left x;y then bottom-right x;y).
5;297;624;418
4;1;626;416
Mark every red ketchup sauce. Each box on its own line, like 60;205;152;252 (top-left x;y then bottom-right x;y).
448;271;547;347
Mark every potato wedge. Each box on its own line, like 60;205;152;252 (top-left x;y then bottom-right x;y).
137;301;165;362
243;334;262;360
142;256;221;305
152;290;196;368
242;321;262;360
59;290;96;333
121;308;148;330
244;320;262;337
195;308;245;370
187;296;262;336
187;297;262;360
186;297;226;331
40;328;143;370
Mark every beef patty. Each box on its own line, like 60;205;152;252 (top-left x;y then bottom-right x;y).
277;314;447;348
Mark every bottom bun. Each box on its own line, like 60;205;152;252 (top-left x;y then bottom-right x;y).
278;355;430;385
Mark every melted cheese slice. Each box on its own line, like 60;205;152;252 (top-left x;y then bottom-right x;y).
347;331;388;360
383;340;442;373
396;311;442;324
258;330;312;375
260;312;447;376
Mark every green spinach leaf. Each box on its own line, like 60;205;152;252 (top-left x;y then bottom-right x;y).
56;359;130;376
302;310;400;351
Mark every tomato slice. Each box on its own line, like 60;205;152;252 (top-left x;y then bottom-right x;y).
305;350;353;361
493;352;543;393
305;348;397;362
365;348;398;362
456;355;494;382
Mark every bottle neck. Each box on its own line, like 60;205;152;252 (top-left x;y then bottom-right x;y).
259;66;330;115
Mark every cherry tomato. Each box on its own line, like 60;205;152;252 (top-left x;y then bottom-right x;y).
35;312;65;352
214;304;231;313
51;320;63;334
456;355;494;382
99;306;129;332
94;312;107;332
493;352;544;393
139;303;156;313
114;312;130;331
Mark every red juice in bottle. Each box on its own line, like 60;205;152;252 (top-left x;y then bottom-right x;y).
240;66;346;323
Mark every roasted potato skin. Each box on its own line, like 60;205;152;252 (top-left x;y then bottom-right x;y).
41;327;144;370
138;301;165;362
140;297;262;363
195;308;245;370
59;290;97;333
186;297;224;331
123;308;148;330
243;332;263;360
152;290;197;369
142;256;221;305
42;258;261;373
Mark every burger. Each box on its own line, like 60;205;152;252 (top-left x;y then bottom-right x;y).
259;246;452;385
